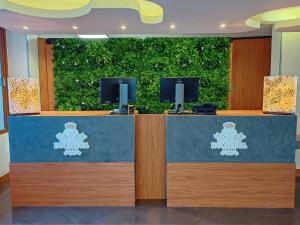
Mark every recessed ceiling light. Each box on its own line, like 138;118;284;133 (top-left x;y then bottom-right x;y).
170;24;176;29
220;23;227;29
121;25;127;30
22;26;29;30
72;25;79;30
77;34;108;39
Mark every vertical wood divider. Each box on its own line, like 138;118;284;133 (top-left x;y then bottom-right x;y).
135;114;166;199
38;38;55;110
230;37;271;110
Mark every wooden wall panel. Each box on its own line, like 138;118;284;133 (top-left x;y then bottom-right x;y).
37;38;48;110
297;169;300;177
167;163;295;208
38;38;55;110
136;114;166;199
45;43;55;110
0;27;8;134
0;173;9;185
230;37;271;110
10;163;135;206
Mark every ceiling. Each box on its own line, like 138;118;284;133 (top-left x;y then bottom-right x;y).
0;0;300;36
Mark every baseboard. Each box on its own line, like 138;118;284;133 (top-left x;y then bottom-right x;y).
296;169;300;177
0;173;9;185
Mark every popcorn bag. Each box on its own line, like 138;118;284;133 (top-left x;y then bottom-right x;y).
263;75;297;114
8;78;41;115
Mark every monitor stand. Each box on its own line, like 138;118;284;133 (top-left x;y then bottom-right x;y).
111;83;129;115
168;82;185;114
175;83;184;113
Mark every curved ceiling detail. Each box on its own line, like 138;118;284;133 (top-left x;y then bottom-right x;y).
0;0;164;24
1;0;300;35
246;6;300;31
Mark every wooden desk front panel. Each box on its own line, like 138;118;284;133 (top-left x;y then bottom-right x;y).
167;163;295;208
135;114;166;200
10;163;135;206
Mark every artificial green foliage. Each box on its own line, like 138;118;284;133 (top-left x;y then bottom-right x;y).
53;37;230;114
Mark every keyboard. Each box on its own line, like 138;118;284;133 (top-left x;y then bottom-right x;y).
167;110;195;115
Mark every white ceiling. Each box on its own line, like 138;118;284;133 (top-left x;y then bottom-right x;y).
0;0;300;36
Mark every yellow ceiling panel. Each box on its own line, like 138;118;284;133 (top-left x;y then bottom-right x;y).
246;6;300;30
0;0;164;24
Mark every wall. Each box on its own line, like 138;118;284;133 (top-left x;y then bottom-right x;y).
6;31;29;78
0;133;9;176
230;38;271;110
27;35;39;80
52;38;230;113
270;28;282;76
280;32;300;168
3;31;300;170
0;31;33;177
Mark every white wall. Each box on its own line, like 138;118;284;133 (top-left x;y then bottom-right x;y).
0;133;9;176
279;32;300;168
6;31;29;78
27;35;39;80
270;28;282;76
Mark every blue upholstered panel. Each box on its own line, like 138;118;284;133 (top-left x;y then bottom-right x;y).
167;115;297;163
9;115;135;163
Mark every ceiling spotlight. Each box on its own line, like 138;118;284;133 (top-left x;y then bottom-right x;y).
22;26;29;30
72;25;79;30
121;25;127;30
77;34;108;39
170;24;176;29
220;23;227;29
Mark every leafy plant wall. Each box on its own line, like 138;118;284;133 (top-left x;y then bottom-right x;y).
53;38;230;114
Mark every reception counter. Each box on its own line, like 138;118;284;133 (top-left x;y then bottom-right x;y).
8;110;297;208
9;111;135;206
167;111;296;208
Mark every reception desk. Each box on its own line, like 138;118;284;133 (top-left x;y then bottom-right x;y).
9;111;135;206
167;111;296;208
8;110;297;208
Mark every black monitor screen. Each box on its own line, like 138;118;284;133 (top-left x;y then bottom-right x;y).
100;78;136;104
160;77;200;103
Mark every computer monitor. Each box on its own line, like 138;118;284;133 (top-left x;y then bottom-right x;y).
160;77;200;113
100;78;136;114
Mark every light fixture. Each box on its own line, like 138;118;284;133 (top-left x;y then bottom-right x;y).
220;23;227;29
170;24;176;29
72;25;79;30
121;25;127;30
77;34;108;39
22;26;29;30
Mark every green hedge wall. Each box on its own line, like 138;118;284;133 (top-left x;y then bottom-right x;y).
53;37;230;114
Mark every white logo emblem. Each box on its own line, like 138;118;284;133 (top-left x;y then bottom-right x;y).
54;122;90;156
210;122;247;156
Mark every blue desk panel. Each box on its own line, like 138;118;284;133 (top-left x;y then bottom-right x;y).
9;115;135;163
167;115;297;163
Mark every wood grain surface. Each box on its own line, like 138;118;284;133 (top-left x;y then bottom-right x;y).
230;38;271;110
0;28;8;134
167;163;295;208
0;173;9;186
10;162;135;206
135;114;166;199
296;169;300;177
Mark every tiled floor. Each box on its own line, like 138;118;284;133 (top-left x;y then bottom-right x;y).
0;179;300;225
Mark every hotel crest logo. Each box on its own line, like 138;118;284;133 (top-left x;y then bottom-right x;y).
210;122;247;156
54;122;89;156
